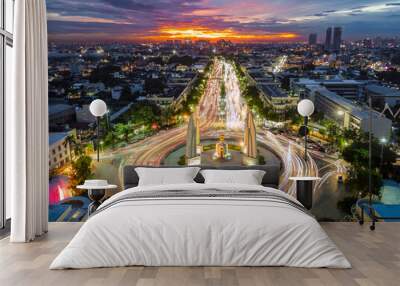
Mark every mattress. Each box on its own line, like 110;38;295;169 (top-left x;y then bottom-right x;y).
50;183;351;269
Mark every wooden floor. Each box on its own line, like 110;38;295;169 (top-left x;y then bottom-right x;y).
0;222;399;286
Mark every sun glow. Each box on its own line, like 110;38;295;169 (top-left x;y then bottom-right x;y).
142;27;299;42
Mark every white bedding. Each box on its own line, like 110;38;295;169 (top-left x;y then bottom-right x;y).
50;183;351;269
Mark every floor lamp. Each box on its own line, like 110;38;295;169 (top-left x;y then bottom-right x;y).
89;99;107;162
297;99;315;161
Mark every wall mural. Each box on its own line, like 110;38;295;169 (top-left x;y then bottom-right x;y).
47;0;400;222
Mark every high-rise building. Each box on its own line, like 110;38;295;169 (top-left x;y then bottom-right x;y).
332;27;342;52
325;27;332;51
308;33;317;46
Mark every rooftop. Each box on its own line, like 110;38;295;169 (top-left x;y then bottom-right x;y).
260;83;288;98
366;84;400;97
49;104;75;116
49;132;70;145
295;78;365;86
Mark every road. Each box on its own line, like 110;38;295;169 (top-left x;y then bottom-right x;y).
97;58;345;208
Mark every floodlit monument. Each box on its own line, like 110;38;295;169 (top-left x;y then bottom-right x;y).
186;114;201;165
195;112;202;154
243;111;258;165
213;134;232;160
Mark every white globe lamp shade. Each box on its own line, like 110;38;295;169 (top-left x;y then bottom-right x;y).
297;99;315;117
89;99;107;117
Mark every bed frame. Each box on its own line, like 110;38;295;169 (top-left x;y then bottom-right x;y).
123;165;281;190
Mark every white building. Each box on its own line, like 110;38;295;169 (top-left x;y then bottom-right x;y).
49;131;74;170
258;83;297;112
312;87;392;139
365;84;400;107
292;78;366;100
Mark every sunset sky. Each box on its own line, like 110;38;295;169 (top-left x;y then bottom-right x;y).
46;0;400;42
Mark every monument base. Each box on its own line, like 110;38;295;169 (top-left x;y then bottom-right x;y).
187;156;201;166
242;155;258;166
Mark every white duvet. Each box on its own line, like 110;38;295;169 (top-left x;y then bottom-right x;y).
50;183;351;269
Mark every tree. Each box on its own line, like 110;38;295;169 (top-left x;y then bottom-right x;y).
161;106;175;127
345;167;382;198
114;123;132;142
63;134;77;162
311;111;324;122
341;129;396;199
104;130;118;149
70;155;93;193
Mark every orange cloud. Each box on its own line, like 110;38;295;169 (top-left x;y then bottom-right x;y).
140;26;299;42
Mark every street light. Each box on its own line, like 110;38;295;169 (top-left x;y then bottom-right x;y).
89;99;107;162
337;110;344;116
380;137;387;167
297;99;315;161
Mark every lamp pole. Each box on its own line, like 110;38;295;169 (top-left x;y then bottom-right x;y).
380;138;386;168
304;116;308;161
89;99;107;163
368;96;372;207
96;117;100;162
297;99;314;163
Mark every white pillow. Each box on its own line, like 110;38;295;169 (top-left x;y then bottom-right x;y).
135;167;200;186
200;169;266;185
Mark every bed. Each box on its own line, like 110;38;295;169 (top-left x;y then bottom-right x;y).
50;165;351;269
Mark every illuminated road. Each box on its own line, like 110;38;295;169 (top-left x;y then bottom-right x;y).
223;60;246;130
98;57;345;205
110;58;225;166
273;55;287;74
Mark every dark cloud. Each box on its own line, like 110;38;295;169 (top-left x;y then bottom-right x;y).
45;0;400;41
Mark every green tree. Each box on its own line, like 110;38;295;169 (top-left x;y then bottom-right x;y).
63;134;77;162
161;106;175;127
70;155;93;193
114;123;132;142
341;130;396;199
104;130;118;148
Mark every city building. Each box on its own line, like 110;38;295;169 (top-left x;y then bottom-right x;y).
49;131;75;170
49;104;76;129
292;78;366;100
111;86;123;100
365;84;400;107
308;33;317;46
258;83;298;111
332;27;342;52
76;104;96;123
138;95;174;107
311;87;392;139
325;27;332;51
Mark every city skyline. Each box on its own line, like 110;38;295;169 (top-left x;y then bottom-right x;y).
47;0;400;43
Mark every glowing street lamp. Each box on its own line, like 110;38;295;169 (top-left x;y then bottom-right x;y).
380;137;387;167
297;99;315;161
89;99;107;162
